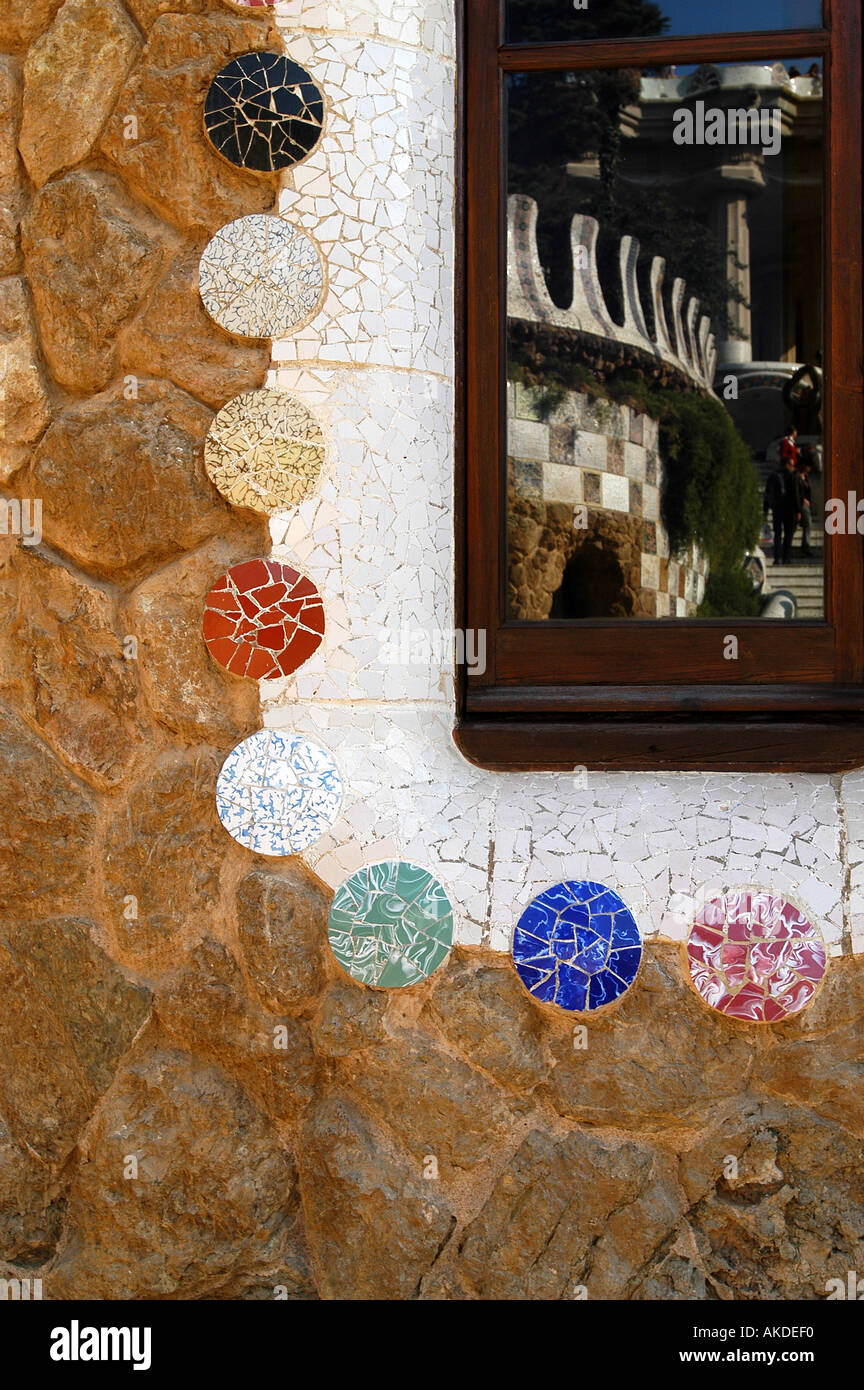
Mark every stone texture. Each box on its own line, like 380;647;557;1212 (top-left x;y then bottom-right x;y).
509;496;655;621
32;379;230;583
342;1027;523;1178
0;274;50;441
298;1092;455;1301
667;1099;864;1302
100;14;279;237
3;0;862;1306
7;547;141;788
0;276;52;482
542;943;762;1129
19;0;142;188
119;248;271;410
427;1127;679;1300
427;952;548;1093
125;534;266;744
127;0;231;29
101;746;227;969
423;1095;864;1302
0;0;322;1306
236;863;330;1014
754;956;864;1136
0;1114;60;1265
0;0;63;54
312;978;389;1059
50;1043;312;1300
0;918;151;1165
0;57;23;275
0;702;97;915
157;938;316;1123
22;170;166;392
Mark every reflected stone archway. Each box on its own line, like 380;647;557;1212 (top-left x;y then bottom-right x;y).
550;544;632;619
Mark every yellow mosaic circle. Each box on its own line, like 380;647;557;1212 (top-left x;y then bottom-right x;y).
205;389;325;514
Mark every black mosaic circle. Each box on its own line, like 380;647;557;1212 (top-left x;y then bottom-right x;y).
204;52;324;173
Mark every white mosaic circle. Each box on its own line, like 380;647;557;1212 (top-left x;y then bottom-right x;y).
198;215;325;339
204;388;324;513
216;729;342;855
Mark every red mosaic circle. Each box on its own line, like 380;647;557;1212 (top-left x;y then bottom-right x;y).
203;558;324;680
687;891;827;1023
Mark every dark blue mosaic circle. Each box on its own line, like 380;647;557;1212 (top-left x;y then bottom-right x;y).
512;880;642;1012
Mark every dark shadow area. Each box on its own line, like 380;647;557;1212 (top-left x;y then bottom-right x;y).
550;546;632;618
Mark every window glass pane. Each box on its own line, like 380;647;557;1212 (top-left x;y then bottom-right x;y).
506;63;824;621
506;0;823;46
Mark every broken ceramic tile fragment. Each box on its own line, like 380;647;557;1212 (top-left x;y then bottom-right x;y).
512;879;642;1012
328;859;453;987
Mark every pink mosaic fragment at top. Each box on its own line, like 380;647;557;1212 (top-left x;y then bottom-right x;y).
687;891;826;1022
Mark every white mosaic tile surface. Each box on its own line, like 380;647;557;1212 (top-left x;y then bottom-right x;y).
840;770;864;954
268;33;453;373
275;0;455;59
263;703;492;944
266;365;452;702
262;0;864;959
489;775;846;957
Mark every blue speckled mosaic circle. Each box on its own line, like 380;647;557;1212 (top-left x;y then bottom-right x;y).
512;880;642;1012
216;729;342;856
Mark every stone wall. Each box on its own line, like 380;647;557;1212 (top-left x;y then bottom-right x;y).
1;0;863;1303
507;382;707;620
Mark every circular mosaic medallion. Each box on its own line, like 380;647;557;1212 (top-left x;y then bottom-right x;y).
203;558;324;680
199;215;324;338
204;53;324;172
687;891;827;1023
205;389;324;513
512;880;642;1012
328;860;454;988
216;729;342;855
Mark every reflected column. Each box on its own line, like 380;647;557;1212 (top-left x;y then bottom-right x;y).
705;159;766;365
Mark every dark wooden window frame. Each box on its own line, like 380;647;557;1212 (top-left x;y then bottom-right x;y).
455;0;864;771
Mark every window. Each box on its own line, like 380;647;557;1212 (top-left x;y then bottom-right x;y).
457;0;864;771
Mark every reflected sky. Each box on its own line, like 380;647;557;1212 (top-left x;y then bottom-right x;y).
652;0;822;33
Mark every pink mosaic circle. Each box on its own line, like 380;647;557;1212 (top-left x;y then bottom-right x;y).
687;891;827;1023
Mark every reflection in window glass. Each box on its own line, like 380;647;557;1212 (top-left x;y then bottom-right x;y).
506;0;823;46
506;62;824;621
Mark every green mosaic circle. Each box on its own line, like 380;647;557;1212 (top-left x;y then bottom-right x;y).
327;860;454;988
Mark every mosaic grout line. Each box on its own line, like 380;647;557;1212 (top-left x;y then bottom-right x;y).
686;890;828;1023
512;880;643;1014
216;728;343;855
190;3;861;1024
